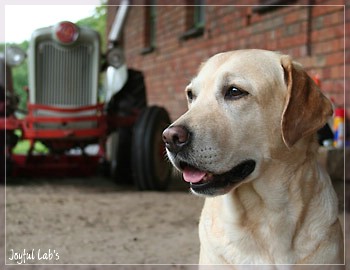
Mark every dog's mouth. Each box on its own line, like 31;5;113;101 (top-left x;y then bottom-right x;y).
180;160;256;196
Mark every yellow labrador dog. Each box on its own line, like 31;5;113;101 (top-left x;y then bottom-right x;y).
162;50;343;267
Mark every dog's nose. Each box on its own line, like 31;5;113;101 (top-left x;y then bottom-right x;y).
162;125;190;153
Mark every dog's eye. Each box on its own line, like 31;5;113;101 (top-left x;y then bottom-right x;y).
224;86;248;100
187;90;194;101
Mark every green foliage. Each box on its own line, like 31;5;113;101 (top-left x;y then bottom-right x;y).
76;3;108;50
11;130;49;154
10;41;29;111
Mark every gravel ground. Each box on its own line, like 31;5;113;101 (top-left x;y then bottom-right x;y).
1;175;348;270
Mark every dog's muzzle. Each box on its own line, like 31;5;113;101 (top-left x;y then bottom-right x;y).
163;125;256;196
184;160;256;196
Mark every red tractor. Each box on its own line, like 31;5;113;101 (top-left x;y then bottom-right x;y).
1;3;172;190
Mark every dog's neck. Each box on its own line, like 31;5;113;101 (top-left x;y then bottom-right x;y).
224;138;322;218
223;156;318;219
200;139;340;264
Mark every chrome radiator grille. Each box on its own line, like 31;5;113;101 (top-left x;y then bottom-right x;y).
35;41;94;107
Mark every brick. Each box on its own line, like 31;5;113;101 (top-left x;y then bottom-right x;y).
323;10;345;27
106;1;348;119
284;8;308;24
314;0;345;4
325;51;345;65
311;24;344;43
330;93;345;108
312;5;345;17
313;38;344;54
321;79;345;94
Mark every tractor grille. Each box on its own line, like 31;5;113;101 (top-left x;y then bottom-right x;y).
35;41;94;107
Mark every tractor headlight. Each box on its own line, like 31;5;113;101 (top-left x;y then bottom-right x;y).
54;21;79;44
106;47;125;69
6;46;26;67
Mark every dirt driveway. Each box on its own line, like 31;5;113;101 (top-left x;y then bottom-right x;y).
1;175;348;270
2;175;204;268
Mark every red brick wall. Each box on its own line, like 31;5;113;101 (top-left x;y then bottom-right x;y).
107;1;347;128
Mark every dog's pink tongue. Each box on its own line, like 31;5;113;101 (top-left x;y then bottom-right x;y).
183;166;206;183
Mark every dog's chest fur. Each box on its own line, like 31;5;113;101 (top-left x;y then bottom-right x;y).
198;160;342;265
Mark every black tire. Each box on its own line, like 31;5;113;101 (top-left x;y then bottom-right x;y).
110;127;133;184
0;130;5;183
132;106;172;191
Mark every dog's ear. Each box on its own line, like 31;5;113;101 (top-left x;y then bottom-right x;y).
280;55;333;148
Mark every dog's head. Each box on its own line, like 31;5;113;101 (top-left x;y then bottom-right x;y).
163;49;332;197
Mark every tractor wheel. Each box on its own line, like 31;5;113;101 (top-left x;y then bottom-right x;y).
131;106;172;191
110;127;133;184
